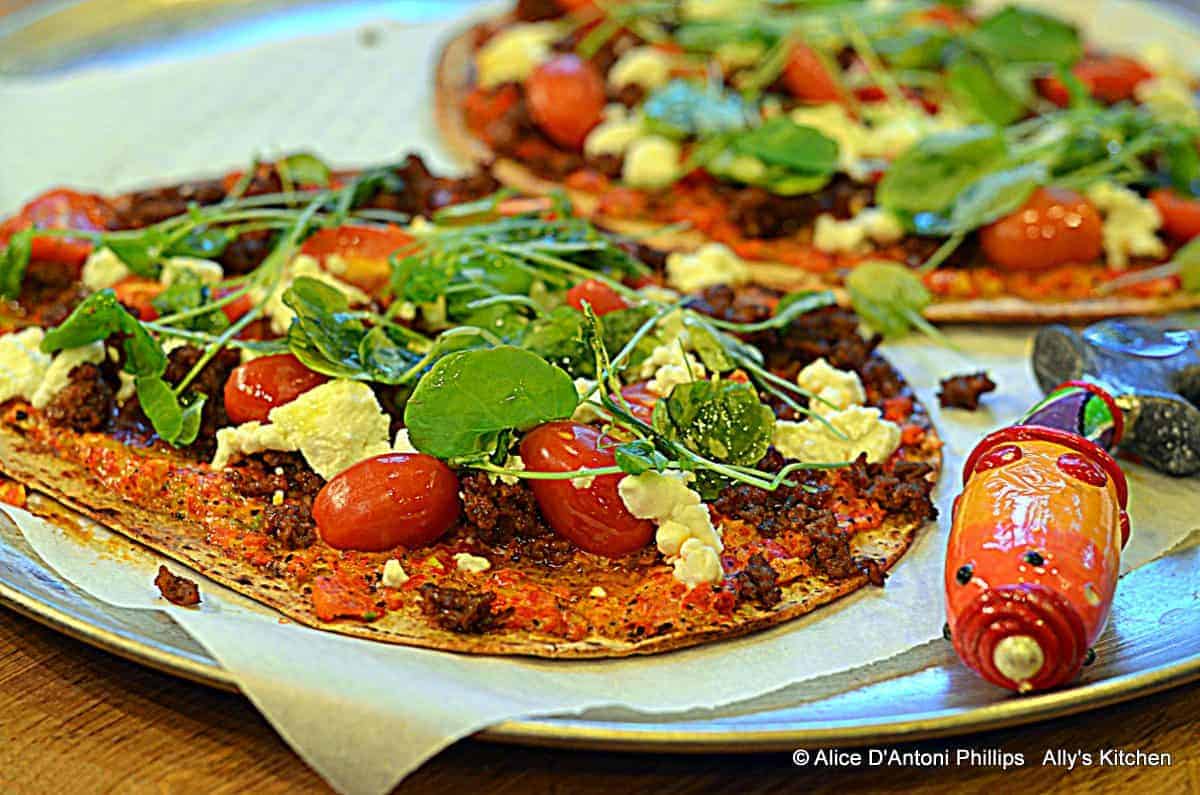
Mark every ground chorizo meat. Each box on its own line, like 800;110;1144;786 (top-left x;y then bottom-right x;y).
734;553;782;608
458;472;576;566
155;565;201;606
515;0;561;21
938;371;997;411
262;502;317;550
227;451;325;506
219;230;276;275
865;460;938;522
482;93;586;179
364;155;500;218
44;363;115;433
162;344;241;454
419;583;512;633
116;179;226;228
725;177;872;239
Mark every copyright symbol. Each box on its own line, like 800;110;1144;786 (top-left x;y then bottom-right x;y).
793;749;810;766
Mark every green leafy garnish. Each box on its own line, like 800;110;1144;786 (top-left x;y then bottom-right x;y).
277;152;332;188
151;272;230;333
877;125;1008;215
731;117;840;175
651;378;775;467
403;346;579;461
844;261;946;342
968;5;1082;66
0;227;33;300
946;53;1026;127
613;439;671;475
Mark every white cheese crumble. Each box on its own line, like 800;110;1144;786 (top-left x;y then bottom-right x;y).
262;254;372;334
1085;182;1166;269
622;136;682;189
608;46;672;92
393;428;418;453
475;22;561;89
81;248;131;291
0;328;51;404
790;103;964;179
570;474;596;490
665;243;751;293
589;585;607;598
453;552;493;574
715;40;765;72
159;256;224;286
30;341;105;410
382;559;410;588
1134;75;1200;128
812;209;904;254
1139;44;1193;84
487;454;526;486
583;104;644;158
681;0;754;20
618;471;724;587
211;379;391;478
571;377;609;424
772;406;901;464
795;357;866;418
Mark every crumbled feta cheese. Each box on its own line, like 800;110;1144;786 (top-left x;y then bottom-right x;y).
264;254;372;334
1134;76;1200;127
324;253;349;275
772;405;901;464
453;552;493;574
116;371;136;403
618;471;724;586
393;301;418;321
715;40;765;72
570;475;596;490
211;379;391;478
1139;44;1193;84
634;313;706;397
665;243;751;293
571;377;609;424
81;248;130;291
1086;182;1166;269
0;328;51;404
609;46;672;92
589;585;607;598
30;341;105;409
160;257;223;286
638;284;681;303
489;454;526;486
475;22;560;89
790;104;871;173
382;559;410;588
681;0;754;20
791;103;964;178
583;104;644;158
393;428;418;453
622;136;682;189
796;357;865;418
272;489;285;506
812;209;904;254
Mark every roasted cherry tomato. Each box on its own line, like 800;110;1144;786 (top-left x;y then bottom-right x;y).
781;42;844;104
1038;55;1153;107
619;382;658;424
525;54;607;150
980;187;1104;271
313;453;462;551
1149;188;1200;242
299;224;415;294
565;278;629;316
0;189;116;269
223;353;330;424
520;421;655;557
211;285;256;324
113;278;165;321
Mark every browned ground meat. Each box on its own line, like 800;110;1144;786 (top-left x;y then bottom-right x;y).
515;0;562;21
458;472;576;567
154;565;201;606
227;451;325;503
725;177;873;239
483;94;586;180
735;553;782;608
364;155;500;218
713;469;839;541
419;583;512;633
865;460;938;522
938;371;997;410
612;83;646;108
219;230;275;275
44;363;115;433
116;179;226;228
162;344;241;454
262;502;317;550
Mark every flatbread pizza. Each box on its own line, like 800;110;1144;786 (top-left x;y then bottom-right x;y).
0;158;940;657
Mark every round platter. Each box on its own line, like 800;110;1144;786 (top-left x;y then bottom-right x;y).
2;509;1197;751
1;0;1199;755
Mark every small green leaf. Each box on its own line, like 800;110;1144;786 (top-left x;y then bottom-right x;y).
731;117;839;175
151;272;230;333
41;290;166;377
0;226;33;299
946;53;1025;126
520;306;593;376
877;125;1008;215
969;6;1082;66
166;226;235;259
651;379;775;466
106;229;167;278
845;261;932;338
686;322;735;373
278;152;332;187
1175;238;1200;292
613;439;670;475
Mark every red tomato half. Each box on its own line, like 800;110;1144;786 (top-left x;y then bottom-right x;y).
619;382;658;424
525;54;607;150
0;189;116;269
313;453;461;551
1038;55;1153;107
520;421;655;557
113;278;165;321
980;187;1104;271
565;279;629;316
781;43;844;104
299;224;415;294
1150;188;1200;242
223;354;330;424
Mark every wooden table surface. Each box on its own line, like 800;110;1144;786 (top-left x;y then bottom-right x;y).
0;606;1196;794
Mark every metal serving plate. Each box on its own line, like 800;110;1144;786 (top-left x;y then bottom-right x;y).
1;0;1199;753
1;509;1197;751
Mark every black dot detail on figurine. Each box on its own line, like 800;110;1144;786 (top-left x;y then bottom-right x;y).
1083;648;1097;667
1023;550;1045;567
942;623;952;641
955;564;973;585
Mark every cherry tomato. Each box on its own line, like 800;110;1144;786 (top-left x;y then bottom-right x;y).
619;382;658;424
223;353;331;424
1038;56;1153;108
313;453;461;551
554;0;595;10
520;421;655;557
1149;188;1200;242
565;278;629;316
213;285;256;324
0;189;116;269
980;187;1104;271
299;224;415;293
921;3;971;29
113;278;165;321
525;54;607;150
781;43;844;104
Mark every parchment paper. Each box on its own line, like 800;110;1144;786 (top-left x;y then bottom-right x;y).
2;3;1199;793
